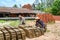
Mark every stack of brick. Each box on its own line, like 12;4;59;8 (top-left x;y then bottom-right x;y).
0;27;10;40
19;25;44;38
0;25;46;40
36;13;55;23
4;26;26;40
0;26;26;40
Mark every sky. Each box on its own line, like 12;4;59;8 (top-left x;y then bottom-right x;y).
0;0;35;7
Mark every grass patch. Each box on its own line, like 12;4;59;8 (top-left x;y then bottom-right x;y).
0;20;35;27
0;20;20;27
9;20;20;27
0;20;6;23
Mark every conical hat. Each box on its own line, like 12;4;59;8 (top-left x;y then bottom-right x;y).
35;17;40;19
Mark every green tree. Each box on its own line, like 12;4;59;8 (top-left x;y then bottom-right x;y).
51;0;60;15
44;7;51;13
13;4;18;8
35;3;44;11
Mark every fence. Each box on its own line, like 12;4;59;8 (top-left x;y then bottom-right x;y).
0;17;36;20
53;16;60;21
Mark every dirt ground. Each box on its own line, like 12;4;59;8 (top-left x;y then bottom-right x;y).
26;21;60;40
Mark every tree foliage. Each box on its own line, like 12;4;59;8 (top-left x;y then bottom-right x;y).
44;7;51;13
51;0;60;15
13;4;18;8
35;3;44;11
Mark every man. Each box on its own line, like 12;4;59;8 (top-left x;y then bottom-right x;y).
35;17;47;32
19;15;25;25
35;17;45;28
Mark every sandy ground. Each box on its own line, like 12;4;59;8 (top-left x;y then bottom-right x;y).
26;21;60;40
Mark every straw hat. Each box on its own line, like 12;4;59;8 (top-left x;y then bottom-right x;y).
35;17;40;19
